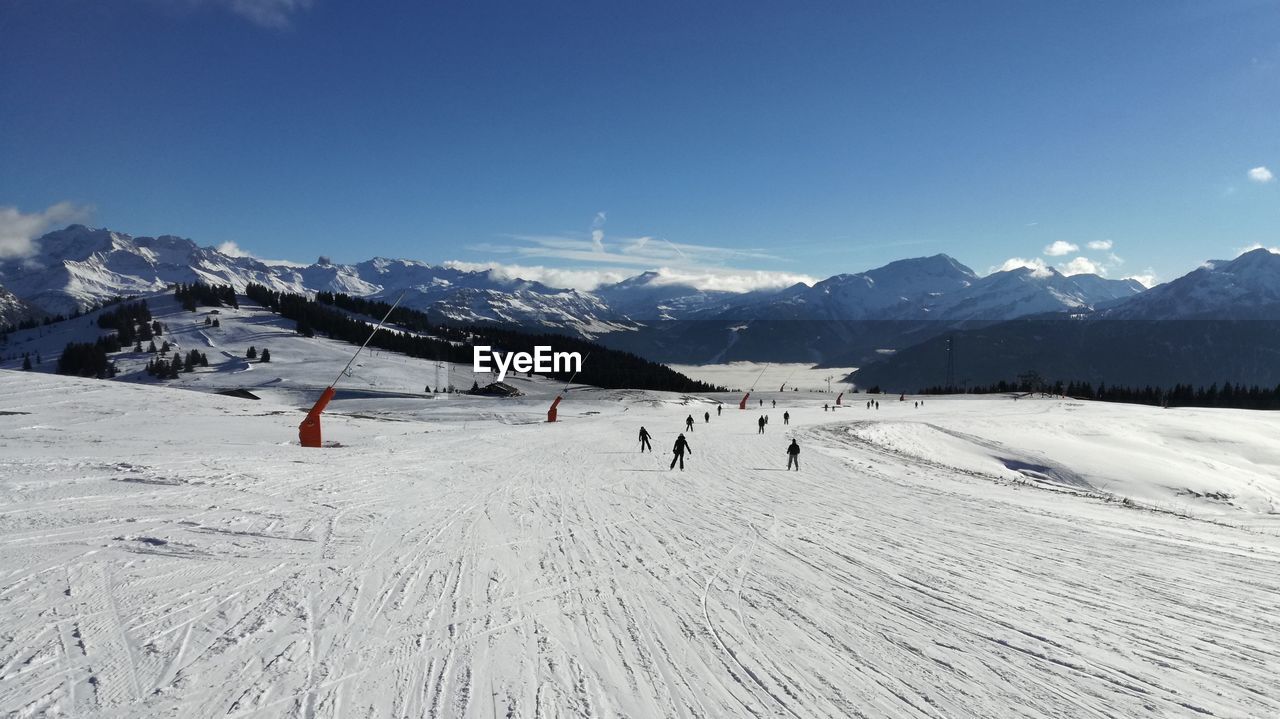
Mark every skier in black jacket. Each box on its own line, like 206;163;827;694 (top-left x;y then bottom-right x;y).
670;434;691;470
786;439;800;470
685;415;695;432
638;426;652;453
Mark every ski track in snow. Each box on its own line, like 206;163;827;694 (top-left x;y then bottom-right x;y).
1;374;1278;718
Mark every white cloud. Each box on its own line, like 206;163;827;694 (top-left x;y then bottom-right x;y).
1058;256;1106;276
443;261;631;291
1247;166;1274;183
1087;239;1113;251
992;257;1052;278
1042;240;1079;257
443;260;815;293
216;240;251;257
1236;242;1280;255
150;0;312;28
590;212;606;253
0;201;92;260
214;239;308;266
641;267;815;293
226;0;312;28
1124;271;1158;288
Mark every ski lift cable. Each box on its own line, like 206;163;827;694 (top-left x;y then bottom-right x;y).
329;291;406;390
559;352;591;394
749;363;770;392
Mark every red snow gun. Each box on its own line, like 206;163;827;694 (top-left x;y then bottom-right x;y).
298;292;404;448
738;392;750;410
546;361;582;423
836;392;843;405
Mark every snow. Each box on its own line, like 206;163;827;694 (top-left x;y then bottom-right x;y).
2;366;1278;717
668;362;860;394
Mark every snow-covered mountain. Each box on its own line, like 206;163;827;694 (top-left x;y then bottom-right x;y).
850;248;1280;390
593;271;740;320
0;225;297;315
716;255;1142;323
1099;248;1280;320
0;284;44;328
597;255;1146;364
0;226;633;337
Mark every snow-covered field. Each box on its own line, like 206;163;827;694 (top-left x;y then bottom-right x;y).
2;366;1279;718
668;362;859;394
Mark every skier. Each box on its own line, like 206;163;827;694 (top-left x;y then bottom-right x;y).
685;414;695;432
783;411;790;425
759;399;763;407
875;400;880;410
772;399;776;408
823;403;829;412
638;426;652;453
717;404;723;416
757;416;766;434
670;434;691;470
786;439;800;471
704;411;710;424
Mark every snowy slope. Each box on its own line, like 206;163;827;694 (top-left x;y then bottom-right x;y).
0;290;558;401
1;374;1277;718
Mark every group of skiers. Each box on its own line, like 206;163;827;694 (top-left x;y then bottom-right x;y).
637;404;801;472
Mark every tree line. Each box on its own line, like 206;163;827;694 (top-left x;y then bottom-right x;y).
244;284;723;393
919;379;1280;410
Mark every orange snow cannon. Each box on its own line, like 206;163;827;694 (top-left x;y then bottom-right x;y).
299;386;336;448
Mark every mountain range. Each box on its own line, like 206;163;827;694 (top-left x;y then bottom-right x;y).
4;224;1278;386
850;249;1280;390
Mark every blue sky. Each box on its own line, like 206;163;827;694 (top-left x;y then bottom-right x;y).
2;0;1278;290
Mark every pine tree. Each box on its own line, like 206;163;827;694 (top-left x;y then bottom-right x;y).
260;348;271;362
21;354;32;371
148;340;157;353
212;318;221;327
134;341;143;352
247;346;257;359
161;341;171;354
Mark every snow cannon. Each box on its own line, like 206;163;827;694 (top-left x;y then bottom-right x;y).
835;392;843;405
299;386;336;448
738;392;750;410
547;395;561;423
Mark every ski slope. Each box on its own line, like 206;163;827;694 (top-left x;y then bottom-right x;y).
1;372;1278;718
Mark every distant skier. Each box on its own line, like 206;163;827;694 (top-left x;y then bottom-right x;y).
823;403;829;412
786;439;800;471
875;400;880;410
704;411;710;423
757;416;766;434
717;404;723;416
670;434;691;470
783;411;790;425
685;415;695;432
759;399;763;407
772;399;776;408
638;426;652;453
